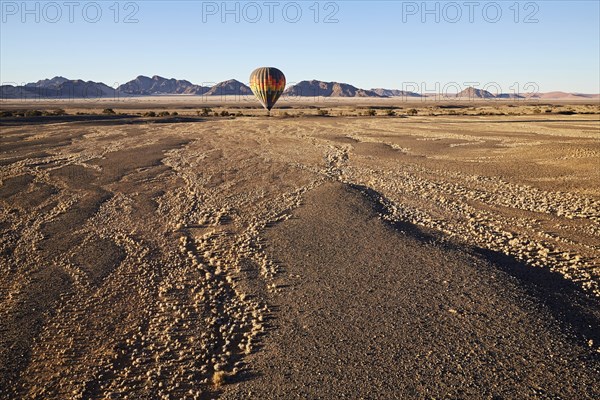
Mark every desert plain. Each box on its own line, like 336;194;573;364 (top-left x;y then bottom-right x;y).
1;98;599;399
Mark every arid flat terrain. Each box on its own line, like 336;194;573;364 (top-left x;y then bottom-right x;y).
1;102;599;399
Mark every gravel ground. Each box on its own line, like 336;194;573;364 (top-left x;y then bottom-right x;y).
222;183;600;399
0;112;598;399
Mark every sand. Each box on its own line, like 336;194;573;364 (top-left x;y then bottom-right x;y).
1;106;599;398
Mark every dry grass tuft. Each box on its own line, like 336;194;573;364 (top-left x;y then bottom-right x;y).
212;371;229;388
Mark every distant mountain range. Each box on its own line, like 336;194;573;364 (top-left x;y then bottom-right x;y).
1;75;598;100
5;77;117;99
0;75;252;99
284;80;385;97
371;88;422;97
116;75;209;95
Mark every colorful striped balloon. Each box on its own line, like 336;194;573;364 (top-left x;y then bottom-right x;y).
249;67;286;111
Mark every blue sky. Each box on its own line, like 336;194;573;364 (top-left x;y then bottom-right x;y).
1;1;599;92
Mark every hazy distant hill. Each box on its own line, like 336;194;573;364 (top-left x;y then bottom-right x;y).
204;79;252;96
456;87;495;99
117;75;210;95
2;78;116;99
496;93;525;99
371;88;422;97
528;91;600;100
285;80;382;97
1;85;38;99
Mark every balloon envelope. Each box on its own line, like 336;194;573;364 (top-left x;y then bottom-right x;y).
249;67;286;111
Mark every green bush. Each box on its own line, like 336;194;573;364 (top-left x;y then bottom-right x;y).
102;108;116;115
386;109;396;116
406;108;418;116
0;110;14;117
197;108;212;116
220;110;230;117
157;111;170;117
24;110;43;117
317;109;329;116
366;109;376;116
144;111;156;117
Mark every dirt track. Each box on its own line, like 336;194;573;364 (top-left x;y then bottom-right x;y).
1;113;599;398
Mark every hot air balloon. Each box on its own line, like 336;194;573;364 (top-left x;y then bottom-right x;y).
249;67;286;113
